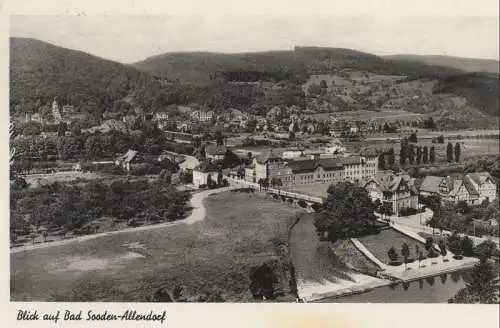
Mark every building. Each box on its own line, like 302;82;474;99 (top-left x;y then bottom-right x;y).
115;149;139;172
418;172;497;205
365;171;419;215
52;99;62;123
246;149;378;187
154;112;169;122
205;145;227;162
62;105;76;114
192;169;219;188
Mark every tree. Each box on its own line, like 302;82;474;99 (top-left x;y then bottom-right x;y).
454;143;461;162
257;178;263;191
429;146;436;163
262;178;269;190
461;236;475;257
408;144;415;165
388;247;399;263
84;135;103;159
320;80;328;89
409;132;418;143
475;240;497;262
314;182;378;242
450;258;498;303
217;170;223;186
222;150;241;169
387;148;395;167
422;146;429;164
206;174;213;188
438;239;447;262
399;144;407;166
416;146;422;165
425;237;434;252
437;135;445;144
401;242;410;270
215;130;224;146
446;142;454;162
378;155;386;170
57;122;68;136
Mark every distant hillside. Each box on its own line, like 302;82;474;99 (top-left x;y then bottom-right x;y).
433;72;499;117
10;38;175;118
133;46;463;84
384;54;499;74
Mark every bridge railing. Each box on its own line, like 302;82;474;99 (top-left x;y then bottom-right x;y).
225;176;324;204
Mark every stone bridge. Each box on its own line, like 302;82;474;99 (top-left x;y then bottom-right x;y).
225;177;324;211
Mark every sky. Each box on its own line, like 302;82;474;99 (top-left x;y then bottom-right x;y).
10;15;500;64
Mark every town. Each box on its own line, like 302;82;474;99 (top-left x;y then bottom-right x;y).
9;35;500;304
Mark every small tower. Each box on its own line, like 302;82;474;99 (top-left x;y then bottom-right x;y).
52;98;62;123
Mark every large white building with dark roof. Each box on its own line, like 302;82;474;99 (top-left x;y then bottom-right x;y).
244;148;378;186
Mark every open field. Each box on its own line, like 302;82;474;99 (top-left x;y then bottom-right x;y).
10;192;300;302
347;137;499;162
357;228;426;265
306;110;424;122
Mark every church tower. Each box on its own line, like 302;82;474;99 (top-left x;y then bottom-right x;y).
52;98;62;123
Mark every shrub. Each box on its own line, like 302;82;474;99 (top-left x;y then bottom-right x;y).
427;249;439;258
398;207;419;217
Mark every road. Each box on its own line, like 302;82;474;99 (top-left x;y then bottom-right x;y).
381;208;500;247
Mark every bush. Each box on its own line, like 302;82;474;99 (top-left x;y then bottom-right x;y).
427;249;439;258
398;207;419;217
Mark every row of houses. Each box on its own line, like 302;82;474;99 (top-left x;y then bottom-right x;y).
419;172;497;206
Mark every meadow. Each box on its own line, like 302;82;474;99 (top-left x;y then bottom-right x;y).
10;192;300;302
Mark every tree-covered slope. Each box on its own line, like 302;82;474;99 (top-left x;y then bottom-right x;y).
10;38;174;117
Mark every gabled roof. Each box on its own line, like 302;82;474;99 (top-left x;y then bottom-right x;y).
341;156;364;165
367;171;416;194
205;144;227;156
467;172;493;185
117;149;138;164
419;176;444;194
255;149;283;163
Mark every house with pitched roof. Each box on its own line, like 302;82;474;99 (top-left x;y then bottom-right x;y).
205;144;227;162
115;149;139;172
418;172;496;205
365;171;419;214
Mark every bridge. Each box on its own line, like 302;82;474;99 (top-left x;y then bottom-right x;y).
225;177;324;211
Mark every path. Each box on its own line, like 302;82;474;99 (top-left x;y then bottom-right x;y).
379;208;499;247
10;185;238;254
351;225;479;282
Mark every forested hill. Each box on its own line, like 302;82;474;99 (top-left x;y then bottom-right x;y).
384;54;499;74
10;38;176;118
433;72;500;117
133;46;463;84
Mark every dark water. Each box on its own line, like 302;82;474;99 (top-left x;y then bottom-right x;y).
317;271;468;303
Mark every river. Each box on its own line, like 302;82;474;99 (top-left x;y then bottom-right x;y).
316;271;468;303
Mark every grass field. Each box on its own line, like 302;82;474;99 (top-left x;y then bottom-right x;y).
10;192;300;302
357;228;426;264
290;216;355;283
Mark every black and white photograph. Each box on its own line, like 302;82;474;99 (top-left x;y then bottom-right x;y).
7;10;499;307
